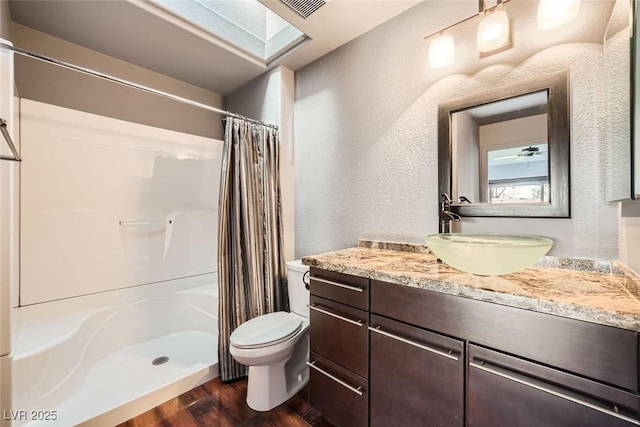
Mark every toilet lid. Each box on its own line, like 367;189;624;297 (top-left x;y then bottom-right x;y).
230;311;302;349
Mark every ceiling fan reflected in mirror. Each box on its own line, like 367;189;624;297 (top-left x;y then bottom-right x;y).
494;145;547;160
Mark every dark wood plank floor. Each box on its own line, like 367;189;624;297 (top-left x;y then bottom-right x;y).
118;377;337;427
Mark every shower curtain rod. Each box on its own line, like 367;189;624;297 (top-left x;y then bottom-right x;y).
0;42;278;130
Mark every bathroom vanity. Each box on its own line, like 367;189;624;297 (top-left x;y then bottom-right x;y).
303;241;640;427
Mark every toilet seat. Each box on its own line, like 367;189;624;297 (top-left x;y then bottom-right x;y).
230;311;302;349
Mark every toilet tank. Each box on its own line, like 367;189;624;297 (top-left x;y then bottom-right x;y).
286;260;309;317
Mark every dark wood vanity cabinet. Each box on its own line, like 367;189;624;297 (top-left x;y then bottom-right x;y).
308;268;369;427
371;279;640;426
369;314;464;427
308;268;640;427
371;279;639;392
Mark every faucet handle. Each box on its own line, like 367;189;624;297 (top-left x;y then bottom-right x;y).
441;193;453;203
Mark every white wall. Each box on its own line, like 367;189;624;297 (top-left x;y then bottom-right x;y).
19;100;222;305
0;29;14;426
225;66;296;262
294;0;621;259
479;114;547;151
452;111;479;202
0;355;9;427
0;38;13;355
621;200;640;274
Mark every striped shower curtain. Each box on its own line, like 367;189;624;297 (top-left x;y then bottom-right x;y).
218;117;288;382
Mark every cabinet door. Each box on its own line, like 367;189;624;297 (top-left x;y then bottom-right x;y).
468;345;640;427
369;315;464;427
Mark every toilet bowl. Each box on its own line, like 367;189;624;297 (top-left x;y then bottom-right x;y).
229;260;310;411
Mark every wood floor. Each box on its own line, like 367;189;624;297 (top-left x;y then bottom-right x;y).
118;377;336;427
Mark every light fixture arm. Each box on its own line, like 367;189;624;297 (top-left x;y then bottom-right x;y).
480;0;503;13
424;0;511;41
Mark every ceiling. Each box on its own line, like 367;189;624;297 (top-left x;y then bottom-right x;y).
8;0;422;95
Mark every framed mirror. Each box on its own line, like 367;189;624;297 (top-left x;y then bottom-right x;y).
438;70;570;218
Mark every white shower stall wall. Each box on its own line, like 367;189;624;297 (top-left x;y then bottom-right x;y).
10;99;223;426
20;99;221;304
0;38;17;427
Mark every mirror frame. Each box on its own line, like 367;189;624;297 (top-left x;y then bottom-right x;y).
438;70;570;218
632;0;639;198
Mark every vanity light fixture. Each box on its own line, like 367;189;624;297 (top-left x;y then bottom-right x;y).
425;0;580;69
429;34;456;69
425;0;513;69
537;0;580;30
477;0;510;54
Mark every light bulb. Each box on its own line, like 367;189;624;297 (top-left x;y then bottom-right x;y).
429;34;455;69
537;0;581;30
477;8;510;53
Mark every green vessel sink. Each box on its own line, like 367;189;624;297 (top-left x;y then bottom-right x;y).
425;233;553;276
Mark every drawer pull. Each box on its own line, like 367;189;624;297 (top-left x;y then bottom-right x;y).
470;362;640;425
307;360;364;396
311;277;364;292
308;304;363;327
369;326;459;361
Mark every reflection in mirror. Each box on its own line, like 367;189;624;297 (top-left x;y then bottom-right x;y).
486;144;549;203
452;91;549;205
438;70;570;218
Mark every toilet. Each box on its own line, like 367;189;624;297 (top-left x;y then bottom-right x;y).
229;259;310;411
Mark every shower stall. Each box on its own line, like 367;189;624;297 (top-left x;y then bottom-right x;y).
9;99;222;426
0;43;266;426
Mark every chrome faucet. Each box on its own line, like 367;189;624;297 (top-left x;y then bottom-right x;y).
439;193;461;233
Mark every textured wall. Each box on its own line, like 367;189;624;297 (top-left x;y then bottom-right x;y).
295;0;621;259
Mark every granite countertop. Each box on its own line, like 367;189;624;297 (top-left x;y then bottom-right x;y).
301;240;640;331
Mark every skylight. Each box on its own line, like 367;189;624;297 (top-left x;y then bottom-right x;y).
153;0;307;63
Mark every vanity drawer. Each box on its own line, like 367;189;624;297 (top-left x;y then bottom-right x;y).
308;352;368;427
309;295;369;378
310;267;369;310
468;344;640;426
371;280;639;391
